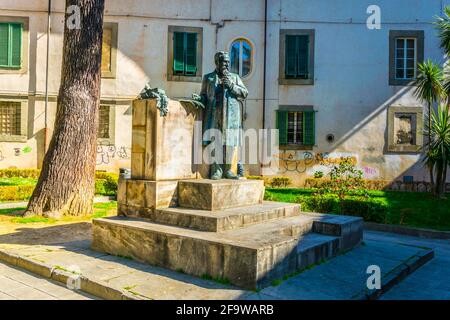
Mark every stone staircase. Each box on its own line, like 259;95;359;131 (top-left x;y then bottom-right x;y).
92;179;363;290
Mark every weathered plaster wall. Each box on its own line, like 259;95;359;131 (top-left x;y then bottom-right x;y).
0;0;449;185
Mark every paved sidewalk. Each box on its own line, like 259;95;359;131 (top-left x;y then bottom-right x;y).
365;231;450;300
0;220;434;300
0;261;97;300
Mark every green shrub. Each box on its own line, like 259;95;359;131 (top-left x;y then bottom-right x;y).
313;171;324;179
339;197;388;223
0;185;35;201
95;179;107;195
298;194;340;213
296;193;388;223
0;169;41;179
270;176;292;188
94;172;118;196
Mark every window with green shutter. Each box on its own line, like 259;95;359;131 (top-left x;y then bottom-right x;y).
173;31;197;76
0;23;22;69
276;110;315;146
285;34;309;79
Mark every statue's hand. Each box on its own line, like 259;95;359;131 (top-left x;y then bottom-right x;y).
191;93;202;101
223;75;234;90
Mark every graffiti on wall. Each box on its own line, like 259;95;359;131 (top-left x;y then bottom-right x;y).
270;151;358;174
268;150;382;179
96;143;131;165
0;146;32;161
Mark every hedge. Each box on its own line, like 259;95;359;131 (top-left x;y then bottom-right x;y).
297;194;388;223
0;169;41;179
0;185;36;201
0;169;119;201
304;178;392;191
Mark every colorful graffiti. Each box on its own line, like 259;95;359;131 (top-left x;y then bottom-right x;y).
271;151;358;174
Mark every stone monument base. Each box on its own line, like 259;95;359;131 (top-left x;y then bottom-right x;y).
92;179;363;289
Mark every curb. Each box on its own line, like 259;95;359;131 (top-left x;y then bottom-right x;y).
0;249;140;300
364;222;450;240
353;247;434;300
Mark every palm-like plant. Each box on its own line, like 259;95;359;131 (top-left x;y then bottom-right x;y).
436;6;450;56
423;104;450;196
436;7;450;100
413;60;445;192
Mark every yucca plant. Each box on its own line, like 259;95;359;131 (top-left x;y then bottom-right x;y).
413;60;445;192
436;7;450;101
423;104;450;197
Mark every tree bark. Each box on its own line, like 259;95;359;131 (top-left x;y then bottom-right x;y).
24;0;105;217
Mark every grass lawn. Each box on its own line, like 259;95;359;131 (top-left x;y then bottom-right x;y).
265;188;450;231
0;201;117;224
0;177;37;186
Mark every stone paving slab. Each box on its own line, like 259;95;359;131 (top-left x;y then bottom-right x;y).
0;261;96;300
0;235;432;300
245;240;433;300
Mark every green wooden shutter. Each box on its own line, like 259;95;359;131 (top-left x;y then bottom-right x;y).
303;111;315;146
297;35;308;79
10;23;22;68
276;110;288;145
285;35;297;78
0;23;9;67
185;32;197;75
173;32;185;74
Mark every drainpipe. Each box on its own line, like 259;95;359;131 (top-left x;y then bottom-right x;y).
44;0;51;153
262;0;267;131
261;0;268;174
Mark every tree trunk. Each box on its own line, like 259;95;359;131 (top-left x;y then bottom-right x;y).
24;0;105;218
428;102;436;195
435;160;443;197
440;161;448;197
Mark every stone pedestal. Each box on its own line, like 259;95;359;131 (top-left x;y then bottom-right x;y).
93;97;364;290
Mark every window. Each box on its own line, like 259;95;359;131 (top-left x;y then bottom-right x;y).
276;109;315;148
173;32;197;76
0;22;22;69
0;99;27;142
230;39;252;78
167;26;203;82
97;104;115;144
101;22;118;78
389;30;424;86
98;105;110;139
0;101;20;135
285;35;309;79
395;38;416;80
387;106;423;153
279;29;315;85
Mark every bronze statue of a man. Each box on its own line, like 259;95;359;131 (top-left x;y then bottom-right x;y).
199;51;248;179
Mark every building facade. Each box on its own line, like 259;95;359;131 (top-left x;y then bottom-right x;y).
0;0;448;186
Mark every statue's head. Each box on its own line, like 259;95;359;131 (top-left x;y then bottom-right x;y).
214;51;230;75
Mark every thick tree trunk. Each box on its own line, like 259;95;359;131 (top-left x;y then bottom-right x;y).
24;0;105;217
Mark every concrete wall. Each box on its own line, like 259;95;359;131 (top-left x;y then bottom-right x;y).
0;0;448;186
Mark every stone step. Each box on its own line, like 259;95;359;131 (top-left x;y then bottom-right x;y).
92;212;363;289
178;179;265;210
151;202;301;232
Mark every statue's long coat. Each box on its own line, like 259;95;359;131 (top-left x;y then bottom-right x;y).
200;70;248;146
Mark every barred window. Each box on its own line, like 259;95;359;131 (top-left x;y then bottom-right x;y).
98;105;110;139
0;101;21;135
287;112;304;144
